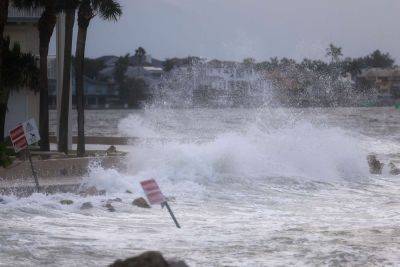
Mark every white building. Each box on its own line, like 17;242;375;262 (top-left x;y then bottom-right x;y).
4;6;41;136
4;6;70;147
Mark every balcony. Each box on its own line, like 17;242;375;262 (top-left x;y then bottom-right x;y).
7;6;42;23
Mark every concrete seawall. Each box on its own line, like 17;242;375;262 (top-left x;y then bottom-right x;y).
0;156;126;196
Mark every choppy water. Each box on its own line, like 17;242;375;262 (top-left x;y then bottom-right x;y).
2;107;400;266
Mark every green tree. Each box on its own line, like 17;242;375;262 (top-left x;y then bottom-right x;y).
326;43;343;63
163;58;177;72
364;50;395;68
114;53;130;103
134;46;146;66
243;57;256;66
75;0;121;156
0;39;39;142
81;58;104;79
125;77;147;108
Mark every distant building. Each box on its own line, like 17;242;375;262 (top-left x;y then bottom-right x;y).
357;68;400;98
4;6;41;136
48;58;118;109
98;55;164;86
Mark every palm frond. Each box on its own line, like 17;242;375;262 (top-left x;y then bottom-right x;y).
94;0;122;21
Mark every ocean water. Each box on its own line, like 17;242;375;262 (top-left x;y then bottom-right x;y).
2;107;400;266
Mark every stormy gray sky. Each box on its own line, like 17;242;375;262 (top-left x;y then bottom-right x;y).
82;0;400;62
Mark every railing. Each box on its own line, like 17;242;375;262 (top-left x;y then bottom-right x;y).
7;6;42;22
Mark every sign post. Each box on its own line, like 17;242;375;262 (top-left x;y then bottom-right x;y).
9;119;41;192
140;179;181;228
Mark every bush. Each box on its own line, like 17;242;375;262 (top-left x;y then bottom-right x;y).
0;143;15;168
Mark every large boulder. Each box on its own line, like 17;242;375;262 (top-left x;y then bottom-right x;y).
109;251;189;267
132;197;151;208
109;251;168;267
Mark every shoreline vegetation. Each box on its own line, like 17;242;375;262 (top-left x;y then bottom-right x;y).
71;44;399;110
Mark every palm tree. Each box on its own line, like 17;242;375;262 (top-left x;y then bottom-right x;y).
326;43;343;63
75;0;121;157
134;46;146;66
13;0;57;151
0;0;10;142
57;0;79;154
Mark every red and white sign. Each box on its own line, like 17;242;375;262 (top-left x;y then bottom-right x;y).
9;119;40;153
140;179;166;205
9;124;28;152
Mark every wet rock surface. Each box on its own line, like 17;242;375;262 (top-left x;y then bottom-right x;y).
107;198;122;203
104;203;116;212
367;155;384;174
109;251;189;267
389;162;400;175
60;199;74;205
132;197;151;208
80;202;93;210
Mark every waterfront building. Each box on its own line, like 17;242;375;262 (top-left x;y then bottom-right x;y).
4;6;41;136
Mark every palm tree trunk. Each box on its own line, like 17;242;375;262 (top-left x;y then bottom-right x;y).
75;18;90;157
0;89;10;143
38;7;56;151
58;9;75;154
0;0;9;143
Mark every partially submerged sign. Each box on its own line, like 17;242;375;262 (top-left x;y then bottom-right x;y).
140;179;181;228
22;118;40;145
140;179;166;205
9;119;40;192
9;124;28;152
9;118;40;152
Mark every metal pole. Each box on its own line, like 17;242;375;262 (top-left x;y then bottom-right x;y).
164;201;181;228
27;149;40;192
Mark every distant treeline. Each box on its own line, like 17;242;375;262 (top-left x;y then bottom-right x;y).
79;44;397;108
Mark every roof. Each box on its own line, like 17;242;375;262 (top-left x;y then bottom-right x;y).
359;68;400;78
7;6;42;23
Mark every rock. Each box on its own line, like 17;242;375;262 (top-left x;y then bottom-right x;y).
389;162;400;175
367;155;384;174
109;251;169;267
80;202;93;210
132;197;151;209
169;260;189;267
60;199;74;205
104;203;116;212
125;190;133;194
106;145;117;155
0;198;5;204
107;198;122;204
